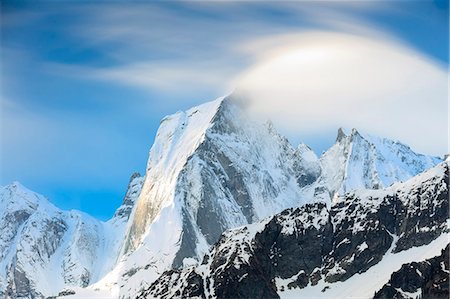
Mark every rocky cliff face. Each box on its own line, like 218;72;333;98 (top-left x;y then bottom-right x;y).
172;98;331;268
140;161;449;299
0;173;143;299
374;245;449;299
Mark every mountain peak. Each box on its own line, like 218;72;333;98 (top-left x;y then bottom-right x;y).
123;96;226;254
113;173;144;221
336;127;364;143
2;95;445;298
129;172;141;183
321;128;442;197
350;127;360;136
4;180;27;192
336;127;347;142
297;142;313;152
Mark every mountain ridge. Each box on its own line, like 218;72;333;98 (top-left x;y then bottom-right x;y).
100;96;333;298
0;96;444;299
320;127;441;200
65;97;442;299
141;160;449;299
0;174;144;299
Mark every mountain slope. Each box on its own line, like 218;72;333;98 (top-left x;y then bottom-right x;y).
320;128;441;200
140;160;449;299
0;173;143;299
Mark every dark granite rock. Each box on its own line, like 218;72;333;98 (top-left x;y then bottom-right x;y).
375;245;449;299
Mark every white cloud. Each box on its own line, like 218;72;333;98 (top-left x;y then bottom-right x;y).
234;31;448;156
44;60;238;102
12;3;445;156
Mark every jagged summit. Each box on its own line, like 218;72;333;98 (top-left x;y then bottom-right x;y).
5;181;23;189
321;127;441;199
103;96;330;297
123;97;225;254
336;127;346;142
297;142;314;153
129;172;141;181
2;181;38;198
113;173;144;221
335;127;365;142
0;181;56;214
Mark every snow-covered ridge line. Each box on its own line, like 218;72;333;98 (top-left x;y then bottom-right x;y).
86;96;333;298
0;174;144;298
122;97;224;254
320;127;441;200
281;232;449;299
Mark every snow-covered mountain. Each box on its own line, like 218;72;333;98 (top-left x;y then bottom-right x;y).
0;174;143;299
92;97;330;298
320;127;441;200
0;96;444;299
141;160;449;299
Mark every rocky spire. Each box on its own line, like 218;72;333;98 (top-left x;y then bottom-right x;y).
336;127;347;142
113;172;144;220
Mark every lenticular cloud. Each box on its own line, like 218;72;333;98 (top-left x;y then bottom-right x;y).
235;31;447;156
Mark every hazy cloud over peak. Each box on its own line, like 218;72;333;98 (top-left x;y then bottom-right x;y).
234;31;447;156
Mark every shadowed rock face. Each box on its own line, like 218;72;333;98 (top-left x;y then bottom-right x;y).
140;162;449;299
374;245;449;299
177;140;254;247
320;128;441;198
251;204;334;283
170;98;325;269
171;207;199;269
9;268;33;299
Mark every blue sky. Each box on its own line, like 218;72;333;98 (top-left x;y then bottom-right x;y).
1;1;448;220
